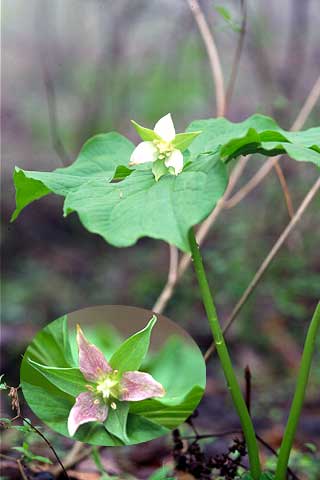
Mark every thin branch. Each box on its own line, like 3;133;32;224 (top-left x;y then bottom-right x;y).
16;459;29;480
244;366;251;415
273;162;294;219
204;175;320;361
19;416;70;480
291;74;320;131
225;0;247;111
153;245;179;313
187;0;226;116
255;434;300;480
51;441;92;477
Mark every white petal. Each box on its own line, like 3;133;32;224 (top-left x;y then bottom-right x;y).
154;113;176;142
129;141;158;165
165;149;184;175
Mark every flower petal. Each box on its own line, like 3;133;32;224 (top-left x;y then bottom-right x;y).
129;141;158;165
154;113;176;142
119;371;165;401
67;391;108;436
77;325;112;382
164;149;184;175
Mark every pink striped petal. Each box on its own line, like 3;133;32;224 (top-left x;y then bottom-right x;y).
119;371;165;401
67;392;108;437
77;325;112;382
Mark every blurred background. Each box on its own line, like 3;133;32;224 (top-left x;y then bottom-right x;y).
2;0;320;478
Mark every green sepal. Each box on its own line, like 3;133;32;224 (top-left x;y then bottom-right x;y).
172;131;202;151
109;316;157;373
131;120;162;142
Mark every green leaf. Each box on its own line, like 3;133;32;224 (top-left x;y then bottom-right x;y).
172;131;202;151
109;316;157;373
63;152;228;252
152;158;168;181
26;315;76;368
27;360;87;397
104;401;130;444
131;120;161;142
11;132;134;220
187;114;320;167
215;5;231;21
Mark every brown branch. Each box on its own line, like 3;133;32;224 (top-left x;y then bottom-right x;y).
187;0;226;116
244;366;251;415
274;162;295;218
225;0;247;112
153;245;179;313
204;175;320;361
51;441;92;477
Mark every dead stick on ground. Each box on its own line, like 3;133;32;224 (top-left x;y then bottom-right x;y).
204;175;320;361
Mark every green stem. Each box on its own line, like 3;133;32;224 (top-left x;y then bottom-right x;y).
188;228;261;479
275;302;320;480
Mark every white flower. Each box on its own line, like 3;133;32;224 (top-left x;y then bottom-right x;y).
129;114;200;180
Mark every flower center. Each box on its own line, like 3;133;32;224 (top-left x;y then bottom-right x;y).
153;139;173;160
96;374;119;399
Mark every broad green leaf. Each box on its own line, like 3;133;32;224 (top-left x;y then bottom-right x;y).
187;114;320;167
104;401;130;444
131;120;161;142
129;385;204;428
26;316;76;368
172;131;202;151
11;132;134;220
109;316;157;373
125;414;169;445
27;360;87;397
63;152;228;252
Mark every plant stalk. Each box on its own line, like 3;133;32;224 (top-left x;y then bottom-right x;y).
188;228;261;479
275;302;320;480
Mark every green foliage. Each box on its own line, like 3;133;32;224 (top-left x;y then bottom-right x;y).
109;315;156;373
11;132;134;221
12;442;52;464
188;115;320;166
21;316;205;446
63;152;227;252
11;114;319;253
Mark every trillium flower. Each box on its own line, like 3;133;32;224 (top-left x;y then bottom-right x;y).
68;325;165;436
129;113;201;181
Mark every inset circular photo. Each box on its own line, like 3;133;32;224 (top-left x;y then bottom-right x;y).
20;305;206;446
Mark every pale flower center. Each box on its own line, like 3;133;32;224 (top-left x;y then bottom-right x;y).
153;139;173;160
96;375;119;399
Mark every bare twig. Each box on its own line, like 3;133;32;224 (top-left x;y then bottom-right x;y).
19;417;70;480
16;459;29;480
273;162;295;218
244;366;251;415
153;245;179;313
225;0;247;111
204;175;320;361
187;0;226;116
51;441;92;477
291;74;320;131
255;434;300;480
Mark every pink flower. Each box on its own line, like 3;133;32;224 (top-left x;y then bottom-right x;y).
67;325;165;436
